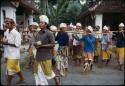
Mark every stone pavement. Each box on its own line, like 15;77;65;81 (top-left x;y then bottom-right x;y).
1;45;124;85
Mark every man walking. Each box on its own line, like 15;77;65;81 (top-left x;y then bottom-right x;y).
114;23;125;71
2;18;24;85
34;15;59;85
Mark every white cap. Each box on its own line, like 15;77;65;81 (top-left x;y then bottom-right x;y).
50;25;57;31
39;15;49;24
103;25;108;30
87;26;93;32
31;22;39;26
69;23;74;28
73;26;76;29
76;23;82;27
119;23;124;27
59;23;67;28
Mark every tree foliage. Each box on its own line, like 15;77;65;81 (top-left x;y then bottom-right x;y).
39;0;83;26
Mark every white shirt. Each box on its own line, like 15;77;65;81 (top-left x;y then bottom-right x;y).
73;33;82;46
3;29;9;58
100;34;110;50
4;28;21;59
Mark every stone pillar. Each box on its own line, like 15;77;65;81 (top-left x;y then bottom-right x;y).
29;15;33;25
95;13;103;32
0;6;16;29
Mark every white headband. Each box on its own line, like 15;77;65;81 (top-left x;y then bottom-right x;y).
39;15;49;24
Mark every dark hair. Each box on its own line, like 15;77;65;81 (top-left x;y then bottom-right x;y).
45;22;50;29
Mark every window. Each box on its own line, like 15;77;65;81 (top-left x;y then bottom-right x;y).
2;10;6;21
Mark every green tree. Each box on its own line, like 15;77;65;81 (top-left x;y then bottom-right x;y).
39;0;83;26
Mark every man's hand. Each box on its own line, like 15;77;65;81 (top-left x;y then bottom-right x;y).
34;42;40;48
72;33;77;38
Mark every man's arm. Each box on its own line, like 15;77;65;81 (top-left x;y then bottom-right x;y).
72;34;84;41
35;32;55;48
3;33;21;48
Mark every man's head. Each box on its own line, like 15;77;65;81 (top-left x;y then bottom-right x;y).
59;23;67;32
76;23;82;30
119;23;124;31
30;22;39;32
103;25;108;33
4;18;15;30
86;26;93;35
39;15;49;30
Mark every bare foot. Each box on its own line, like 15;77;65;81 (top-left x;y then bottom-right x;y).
16;79;25;84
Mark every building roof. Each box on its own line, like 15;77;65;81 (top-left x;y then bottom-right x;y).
19;0;40;14
77;0;125;19
1;0;40;14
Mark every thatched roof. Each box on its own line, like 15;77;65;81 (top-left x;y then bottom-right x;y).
77;0;125;19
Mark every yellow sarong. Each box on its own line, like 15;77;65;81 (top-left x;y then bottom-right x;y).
7;59;20;75
116;48;125;59
95;47;101;56
94;41;101;56
101;50;110;60
34;60;52;76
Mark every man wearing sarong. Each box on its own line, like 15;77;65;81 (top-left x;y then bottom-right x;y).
72;23;83;66
26;22;38;69
2;18;24;85
73;26;95;70
34;15;59;85
55;23;69;77
100;26;111;66
114;23;125;71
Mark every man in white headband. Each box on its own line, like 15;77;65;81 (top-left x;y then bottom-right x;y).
2;18;24;85
55;23;69;77
100;25;111;66
73;26;95;71
33;15;60;85
26;22;39;69
114;23;125;71
72;23;83;66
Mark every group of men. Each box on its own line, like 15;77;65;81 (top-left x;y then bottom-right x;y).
1;14;125;85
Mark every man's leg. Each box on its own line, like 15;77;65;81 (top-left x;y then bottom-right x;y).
7;75;13;85
54;76;60;85
16;71;24;84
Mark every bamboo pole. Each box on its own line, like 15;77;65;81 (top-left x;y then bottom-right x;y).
51;30;124;35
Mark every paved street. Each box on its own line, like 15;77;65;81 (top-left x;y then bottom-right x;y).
1;45;124;85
